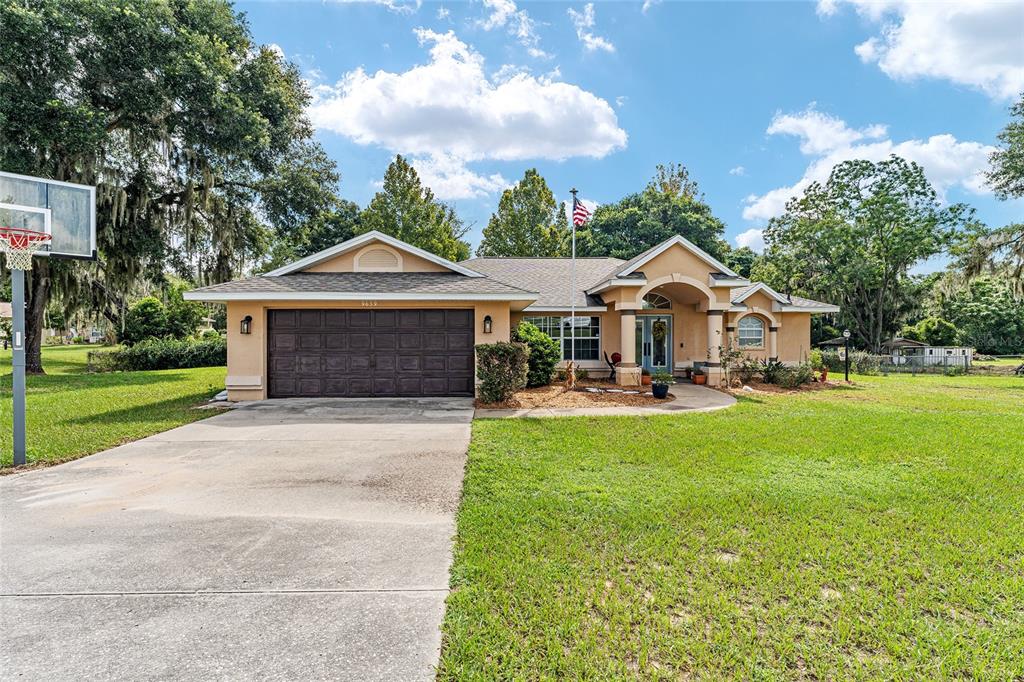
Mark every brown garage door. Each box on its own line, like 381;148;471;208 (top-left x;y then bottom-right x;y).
267;308;475;398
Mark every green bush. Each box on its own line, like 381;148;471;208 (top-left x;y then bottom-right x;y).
760;359;786;384
652;371;674;384
512;321;560;388
121;296;168;345
902;317;959;347
735;357;761;382
777;363;815;389
88;336;226;372
475;342;528;403
200;328;222;340
808;348;825;371
821;349;880;376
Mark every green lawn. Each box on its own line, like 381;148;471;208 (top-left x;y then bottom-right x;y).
1;345;225;468
441;374;1024;680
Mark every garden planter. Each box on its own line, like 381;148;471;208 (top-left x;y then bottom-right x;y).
652;383;669;399
641;375;652;386
693;374;707;385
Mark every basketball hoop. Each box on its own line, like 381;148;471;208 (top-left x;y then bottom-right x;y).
0;226;51;271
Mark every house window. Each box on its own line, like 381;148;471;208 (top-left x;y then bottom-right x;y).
522;316;601;361
642;293;671;309
738;316;764;348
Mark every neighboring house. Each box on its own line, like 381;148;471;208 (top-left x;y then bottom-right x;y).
186;231;839;400
880;337;974;367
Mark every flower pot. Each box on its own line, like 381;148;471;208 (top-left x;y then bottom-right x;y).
641;375;652;386
652;383;669;399
693;374;707;385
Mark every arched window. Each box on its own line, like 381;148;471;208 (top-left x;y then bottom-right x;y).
738;316;764;347
642;293;671;309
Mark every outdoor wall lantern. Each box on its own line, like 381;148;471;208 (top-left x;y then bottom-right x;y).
483;315;493;334
240;315;253;335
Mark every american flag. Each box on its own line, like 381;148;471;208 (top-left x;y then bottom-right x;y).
572;197;591;226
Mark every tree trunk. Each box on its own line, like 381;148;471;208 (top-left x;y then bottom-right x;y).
24;259;51;375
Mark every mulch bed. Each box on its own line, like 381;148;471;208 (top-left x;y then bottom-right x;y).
476;380;672;409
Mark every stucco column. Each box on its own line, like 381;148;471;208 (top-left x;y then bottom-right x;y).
619;310;637;366
706;310;723;366
617;309;641;386
769;326;779;361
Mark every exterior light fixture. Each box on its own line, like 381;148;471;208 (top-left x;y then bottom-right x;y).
240;315;253;335
483;315;493;334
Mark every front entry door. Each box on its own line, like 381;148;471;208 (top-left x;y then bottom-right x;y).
636;315;672;372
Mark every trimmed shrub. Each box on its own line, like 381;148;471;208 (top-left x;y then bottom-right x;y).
808;348;825;371
735;357;761;383
200;328;222;340
777;363;815;389
821;349;880;376
121;297;168;345
512;321;560;387
475;342;529;403
88;337;226;372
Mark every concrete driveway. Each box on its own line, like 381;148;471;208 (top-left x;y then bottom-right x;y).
0;397;473;681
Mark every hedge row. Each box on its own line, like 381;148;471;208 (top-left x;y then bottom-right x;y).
88;336;226;372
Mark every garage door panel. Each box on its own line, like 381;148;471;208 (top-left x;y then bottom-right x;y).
375;355;397;373
448;377;473;394
269;308;474;398
324;355;348;372
349;355;372;371
349;333;372;351
373;333;396;350
323;334;348;350
447;332;473;351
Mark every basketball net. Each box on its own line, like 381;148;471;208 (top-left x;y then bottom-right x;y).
0;227;51;271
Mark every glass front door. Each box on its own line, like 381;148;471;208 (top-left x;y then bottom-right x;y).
636;315;672;372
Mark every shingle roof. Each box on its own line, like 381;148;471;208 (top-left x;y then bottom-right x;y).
729;287;837;310
460;257;624;308
188;272;536;298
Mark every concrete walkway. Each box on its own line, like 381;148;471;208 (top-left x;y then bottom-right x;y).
475;382;736;419
0;397;473;681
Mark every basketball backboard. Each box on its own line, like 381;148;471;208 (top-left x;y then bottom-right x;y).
0;171;96;260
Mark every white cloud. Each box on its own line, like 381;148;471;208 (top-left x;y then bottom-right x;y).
436;6;450;21
266;43;286;59
568;4;615;53
615;95;627;108
477;0;550;59
411;154;509;200
309;29;626;199
328;0;421;15
641;0;661;14
735;228;765;253
767;104;886;155
819;0;1024;100
729;165;745;176
742;106;996;221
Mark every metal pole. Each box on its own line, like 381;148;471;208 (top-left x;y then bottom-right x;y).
11;267;27;466
569;188;578;387
844;336;850;382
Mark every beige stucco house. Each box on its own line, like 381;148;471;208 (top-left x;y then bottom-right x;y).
186;230;839;400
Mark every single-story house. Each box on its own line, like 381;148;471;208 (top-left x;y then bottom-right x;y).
880;337;974;367
186;231;839;400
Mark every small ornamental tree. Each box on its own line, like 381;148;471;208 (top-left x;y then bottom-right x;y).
513;321;560;387
475;342;529;403
120;297;168;346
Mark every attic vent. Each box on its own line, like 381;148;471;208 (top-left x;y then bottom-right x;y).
355;246;401;271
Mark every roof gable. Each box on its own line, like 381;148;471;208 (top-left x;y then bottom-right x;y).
265;231;483;278
615;235;740;279
731;282;789;305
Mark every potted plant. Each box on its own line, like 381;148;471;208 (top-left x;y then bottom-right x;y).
641;367;652;386
651;371;673;399
692;367;707;385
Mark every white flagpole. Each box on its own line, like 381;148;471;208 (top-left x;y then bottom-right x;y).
569;188;578;388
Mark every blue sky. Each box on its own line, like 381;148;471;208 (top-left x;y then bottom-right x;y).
239;0;1023;256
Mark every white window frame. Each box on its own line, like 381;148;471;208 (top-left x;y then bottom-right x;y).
522;315;601;361
738;316;765;348
642;292;671;309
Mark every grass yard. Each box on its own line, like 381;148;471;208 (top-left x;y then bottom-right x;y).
441;374;1024;680
1;345;225;468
